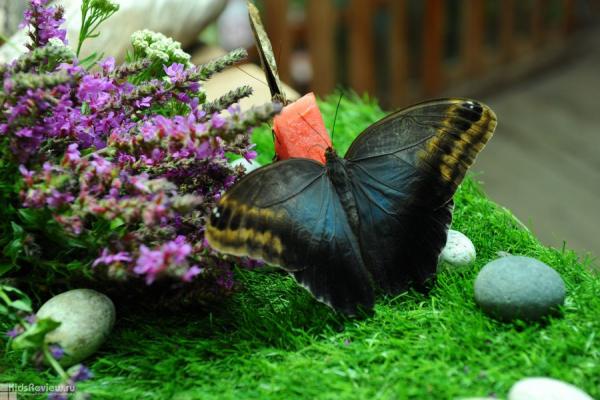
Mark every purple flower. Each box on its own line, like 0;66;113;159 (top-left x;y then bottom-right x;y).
134;96;152;109
93;249;132;267
182;265;202;282
77;75;115;109
210;113;226;129
49;344;64;359
25;314;37;324
133;236;193;284
21;0;67;46
99;57;116;74
70;364;93;382
16;128;33;138
133;245;165;284
48;392;68;400
6;325;24;338
64;143;80;164
164;63;186;84
46;189;75;209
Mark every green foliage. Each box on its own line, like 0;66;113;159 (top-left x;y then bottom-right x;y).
76;0;120;59
2;94;598;399
11;318;60;351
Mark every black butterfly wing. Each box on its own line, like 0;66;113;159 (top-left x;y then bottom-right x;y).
206;159;374;315
345;98;497;293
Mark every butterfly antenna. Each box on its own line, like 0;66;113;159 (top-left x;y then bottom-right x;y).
235;65;271;88
331;92;344;145
296;111;331;149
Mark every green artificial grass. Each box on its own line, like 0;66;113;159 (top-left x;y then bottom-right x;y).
1;94;599;399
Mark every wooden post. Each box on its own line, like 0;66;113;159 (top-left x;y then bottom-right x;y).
563;0;576;34
531;0;545;45
389;0;409;107
461;0;485;76
307;0;336;96
264;0;292;85
349;0;376;95
500;0;516;63
422;0;445;95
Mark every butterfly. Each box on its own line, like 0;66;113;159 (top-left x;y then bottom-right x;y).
206;98;497;315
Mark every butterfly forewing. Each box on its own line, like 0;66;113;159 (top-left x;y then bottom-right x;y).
206;159;375;315
247;1;286;103
345;98;496;293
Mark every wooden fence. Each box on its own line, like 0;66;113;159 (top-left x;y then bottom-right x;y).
252;0;598;108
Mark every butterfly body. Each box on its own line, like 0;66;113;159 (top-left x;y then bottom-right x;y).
207;98;497;316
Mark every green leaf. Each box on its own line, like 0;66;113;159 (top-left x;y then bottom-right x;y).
12;318;61;351
18;208;42;226
10;299;32;313
3;238;23;262
109;217;125;230
0;262;15;277
11;221;24;237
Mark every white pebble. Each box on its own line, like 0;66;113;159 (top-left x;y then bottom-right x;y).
37;289;116;367
509;377;593;400
231;157;261;173
439;229;476;267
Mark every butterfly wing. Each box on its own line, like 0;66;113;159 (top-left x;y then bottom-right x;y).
345;98;497;293
206;159;375;315
247;2;286;103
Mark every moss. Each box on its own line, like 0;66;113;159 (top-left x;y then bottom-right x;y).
1;94;598;399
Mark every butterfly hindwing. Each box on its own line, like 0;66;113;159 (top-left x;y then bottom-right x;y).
346;98;497;207
206;159;375;315
345;98;496;293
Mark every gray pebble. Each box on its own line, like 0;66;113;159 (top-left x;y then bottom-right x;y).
440;230;476;267
37;289;116;367
474;256;565;321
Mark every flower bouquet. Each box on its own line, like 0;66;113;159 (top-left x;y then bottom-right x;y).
1;0;279;393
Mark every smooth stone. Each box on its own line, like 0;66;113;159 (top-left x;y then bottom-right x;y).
455;397;499;400
474;256;566;321
231;157;261;173
37;289;116;367
508;377;593;400
439;229;477;267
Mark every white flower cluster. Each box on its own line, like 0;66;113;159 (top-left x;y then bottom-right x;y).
130;29;191;66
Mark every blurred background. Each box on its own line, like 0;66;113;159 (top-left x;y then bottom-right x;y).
2;0;599;256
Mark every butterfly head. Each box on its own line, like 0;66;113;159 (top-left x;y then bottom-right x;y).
324;146;340;165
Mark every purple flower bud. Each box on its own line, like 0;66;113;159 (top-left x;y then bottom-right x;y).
6;325;24;338
182;265;202;282
49;344;65;359
99;57;116;74
70;364;93;382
